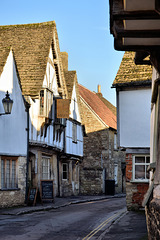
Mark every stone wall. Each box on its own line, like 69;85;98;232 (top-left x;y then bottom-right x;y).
79;92;125;195
79;97;105;133
0;156;26;208
80;129;125;195
114;150;126;194
80;129;109;195
80;168;103;195
126;153;149;210
145;198;160;240
126;182;149;210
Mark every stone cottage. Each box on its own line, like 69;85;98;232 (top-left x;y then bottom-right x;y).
79;84;125;195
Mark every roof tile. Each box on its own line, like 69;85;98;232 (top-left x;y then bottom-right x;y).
113;51;152;87
0;21;67;97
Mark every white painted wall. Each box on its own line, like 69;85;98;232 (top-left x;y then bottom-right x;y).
65;82;83;156
65;120;83;156
69;84;81;122
0;50;27;156
119;88;151;148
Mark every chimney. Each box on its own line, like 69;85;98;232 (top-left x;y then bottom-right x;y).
98;84;101;93
60;52;68;71
97;85;102;97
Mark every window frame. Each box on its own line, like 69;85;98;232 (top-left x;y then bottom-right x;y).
42;156;51;180
132;155;150;182
72;122;77;143
1;156;18;190
39;89;53;118
62;163;68;180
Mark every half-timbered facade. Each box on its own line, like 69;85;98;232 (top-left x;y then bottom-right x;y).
0;21;83;207
58;53;83;196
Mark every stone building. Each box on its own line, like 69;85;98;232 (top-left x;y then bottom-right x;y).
79;84;125;195
112;51;152;210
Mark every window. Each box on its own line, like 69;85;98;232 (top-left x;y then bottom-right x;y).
39;89;53;118
40;90;44;115
133;156;150;182
62;163;68;180
72;122;77;143
114;134;117;149
114;164;118;184
42;156;50;180
1;157;18;189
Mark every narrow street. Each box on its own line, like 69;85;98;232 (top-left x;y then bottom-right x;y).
0;198;128;240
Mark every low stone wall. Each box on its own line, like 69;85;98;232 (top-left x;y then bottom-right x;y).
126;182;149;210
145;198;160;240
0;156;26;208
0;189;25;208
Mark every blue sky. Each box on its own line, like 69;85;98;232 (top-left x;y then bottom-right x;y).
0;0;124;106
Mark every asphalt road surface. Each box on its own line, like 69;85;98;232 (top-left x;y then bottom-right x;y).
0;197;127;240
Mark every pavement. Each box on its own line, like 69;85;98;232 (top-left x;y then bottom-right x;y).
0;194;148;239
0;194;125;216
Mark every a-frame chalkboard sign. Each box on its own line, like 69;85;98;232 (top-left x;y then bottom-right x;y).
27;187;38;206
40;180;54;203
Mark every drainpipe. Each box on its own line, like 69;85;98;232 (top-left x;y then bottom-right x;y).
25;101;30;203
57;153;60;197
57;119;66;197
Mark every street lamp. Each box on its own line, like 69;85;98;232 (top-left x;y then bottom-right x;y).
0;91;13;116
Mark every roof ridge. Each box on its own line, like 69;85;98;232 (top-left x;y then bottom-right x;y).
80;95;109;128
0;20;60;96
78;83;97;96
0;21;56;28
65;70;76;74
79;84;115;111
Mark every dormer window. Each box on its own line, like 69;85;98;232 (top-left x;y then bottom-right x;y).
39;89;53;118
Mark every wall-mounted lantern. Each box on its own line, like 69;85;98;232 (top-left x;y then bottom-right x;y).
0;91;13;116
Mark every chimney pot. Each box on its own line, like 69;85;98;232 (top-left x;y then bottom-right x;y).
98;84;101;93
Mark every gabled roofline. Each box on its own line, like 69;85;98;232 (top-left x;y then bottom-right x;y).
80;95;109;129
112;79;152;88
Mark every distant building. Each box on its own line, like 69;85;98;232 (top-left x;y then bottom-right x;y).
79;84;125;195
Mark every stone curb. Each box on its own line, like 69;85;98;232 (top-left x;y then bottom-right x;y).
97;209;128;240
